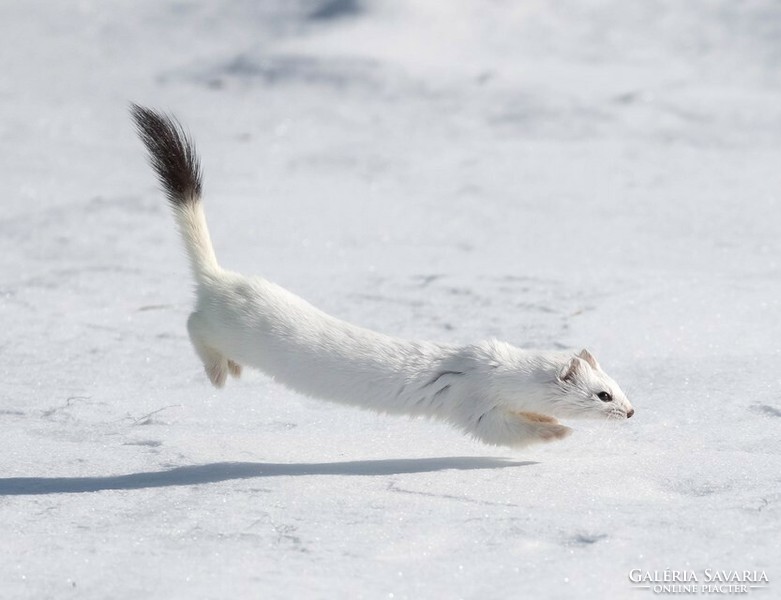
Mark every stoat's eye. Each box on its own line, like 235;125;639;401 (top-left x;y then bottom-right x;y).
597;391;613;402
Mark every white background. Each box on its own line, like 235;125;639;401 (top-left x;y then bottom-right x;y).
1;1;779;598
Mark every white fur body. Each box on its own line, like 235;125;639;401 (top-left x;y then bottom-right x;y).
133;105;634;448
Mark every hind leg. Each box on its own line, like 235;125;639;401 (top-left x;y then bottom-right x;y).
187;312;230;388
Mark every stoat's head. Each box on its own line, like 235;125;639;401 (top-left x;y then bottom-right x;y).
554;349;634;420
471;341;633;421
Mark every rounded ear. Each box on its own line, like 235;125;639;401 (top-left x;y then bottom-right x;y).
578;348;601;371
559;356;587;382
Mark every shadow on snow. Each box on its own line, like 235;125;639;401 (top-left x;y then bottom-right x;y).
0;457;536;496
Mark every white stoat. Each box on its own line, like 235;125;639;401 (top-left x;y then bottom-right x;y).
131;104;634;448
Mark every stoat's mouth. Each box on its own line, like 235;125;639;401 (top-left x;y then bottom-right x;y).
607;408;631;420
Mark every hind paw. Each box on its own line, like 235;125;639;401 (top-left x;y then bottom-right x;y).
205;359;228;388
227;359;242;378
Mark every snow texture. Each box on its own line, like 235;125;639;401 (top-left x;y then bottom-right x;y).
1;1;780;598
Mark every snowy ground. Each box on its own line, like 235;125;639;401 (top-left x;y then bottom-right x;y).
1;1;780;598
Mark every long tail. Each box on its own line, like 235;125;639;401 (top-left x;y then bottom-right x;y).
131;104;220;281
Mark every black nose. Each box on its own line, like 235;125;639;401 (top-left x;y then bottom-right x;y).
626;409;634;419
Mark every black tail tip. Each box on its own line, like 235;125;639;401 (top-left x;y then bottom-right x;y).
131;103;202;206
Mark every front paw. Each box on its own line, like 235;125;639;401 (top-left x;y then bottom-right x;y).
514;412;572;442
471;407;573;447
515;411;559;424
534;422;573;442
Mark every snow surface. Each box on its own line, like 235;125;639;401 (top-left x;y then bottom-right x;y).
1;1;780;598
